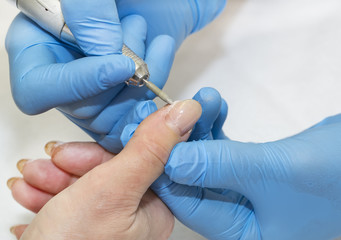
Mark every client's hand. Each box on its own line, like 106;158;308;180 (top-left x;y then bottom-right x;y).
7;100;202;240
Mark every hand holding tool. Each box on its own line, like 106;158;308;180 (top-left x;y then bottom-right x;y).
12;0;173;104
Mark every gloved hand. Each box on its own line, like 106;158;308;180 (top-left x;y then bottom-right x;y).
121;87;241;239
6;0;176;153
120;87;228;147
6;0;226;153
158;113;341;240
7;87;227;239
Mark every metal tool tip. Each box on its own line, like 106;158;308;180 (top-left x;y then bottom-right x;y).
143;80;174;105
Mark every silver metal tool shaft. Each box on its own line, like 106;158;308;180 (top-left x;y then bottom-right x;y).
13;0;173;104
143;80;173;105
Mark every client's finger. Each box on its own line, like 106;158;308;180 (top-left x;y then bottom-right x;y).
10;224;28;240
18;159;77;195
56;100;201;215
19;101;201;239
11;142;114;212
7;178;53;213
47;141;114;176
94;100;202;201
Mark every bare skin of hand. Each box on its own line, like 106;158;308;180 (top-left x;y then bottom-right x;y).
7;100;202;240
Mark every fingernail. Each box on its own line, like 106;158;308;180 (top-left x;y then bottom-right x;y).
10;226;15;235
7;177;19;190
16;159;28;174
45;141;63;156
165;100;202;136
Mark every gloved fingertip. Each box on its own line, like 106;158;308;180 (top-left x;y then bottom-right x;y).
165;141;211;187
151;173;174;192
145;35;176;94
121;14;148;59
193;87;222;117
121;14;147;40
134;100;158;121
61;0;122;56
146;35;176;68
125;55;137;75
193;87;221;103
100;55;136;85
221;98;228;114
120;124;139;147
97;136;123;155
164;143;183;180
192;0;227;33
212;98;228;139
189;87;222;141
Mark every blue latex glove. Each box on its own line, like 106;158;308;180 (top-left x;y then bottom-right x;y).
6;1;175;153
159;113;341;240
120;87;238;238
120;87;228;146
116;0;227;49
6;0;226;153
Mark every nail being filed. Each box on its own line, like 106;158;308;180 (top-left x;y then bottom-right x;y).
143;79;174;105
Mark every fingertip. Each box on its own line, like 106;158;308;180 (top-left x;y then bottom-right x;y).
10;178;53;213
13;54;135;116
221;98;228;115
165;141;203;185
7;177;20;190
110;54;136;80
17;159;28;174
121;14;147;59
146;35;176;79
45;141;64;156
148;35;176;59
165;100;202;138
122;14;147;32
192;87;222;118
134;100;158;121
61;0;122;55
69;54;135;91
10;225;28;240
165;143;181;179
79;54;135;90
20;159;77;195
190;88;222;141
51;142;113;177
120;124;139;147
194;87;221;103
151;173;174;193
192;0;227;33
212;98;228;139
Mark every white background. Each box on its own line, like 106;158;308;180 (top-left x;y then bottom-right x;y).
1;0;341;239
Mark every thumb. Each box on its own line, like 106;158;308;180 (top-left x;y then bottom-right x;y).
100;100;202;198
61;0;122;55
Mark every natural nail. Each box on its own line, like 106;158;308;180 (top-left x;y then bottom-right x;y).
165;100;202;136
16;159;28;173
45;141;62;156
10;226;15;235
7;177;19;190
